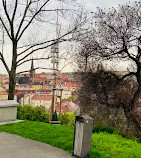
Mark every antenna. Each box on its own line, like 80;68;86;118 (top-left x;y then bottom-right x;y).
50;10;61;121
51;10;60;87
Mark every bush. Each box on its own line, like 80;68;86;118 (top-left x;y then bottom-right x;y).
17;105;49;123
92;125;117;134
60;112;76;125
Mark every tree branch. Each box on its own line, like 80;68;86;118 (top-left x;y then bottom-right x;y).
119;72;136;81
15;0;32;39
136;46;141;60
17;57;51;67
11;0;18;22
0;51;10;73
2;0;12;24
18;25;77;57
0;17;12;39
16;66;57;75
122;37;138;63
104;22;118;35
17;41;59;64
2;0;15;39
18;38;60;56
17;0;50;41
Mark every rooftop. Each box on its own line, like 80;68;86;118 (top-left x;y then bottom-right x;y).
32;95;52;101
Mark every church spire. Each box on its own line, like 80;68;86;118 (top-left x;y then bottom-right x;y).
31;58;34;70
29;58;35;84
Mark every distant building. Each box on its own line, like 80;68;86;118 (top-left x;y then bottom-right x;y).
54;105;71;114
16;74;29;84
32;83;43;90
56;99;80;114
16;59;35;85
0;91;17;101
31;94;52;110
3;82;9;90
38;89;52;95
65;82;78;91
21;93;35;105
0;76;2;85
61;90;72;99
0;91;8;100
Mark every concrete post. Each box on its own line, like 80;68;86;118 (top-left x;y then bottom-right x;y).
72;116;93;158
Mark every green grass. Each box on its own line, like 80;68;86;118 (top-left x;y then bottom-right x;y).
0;121;141;158
90;133;141;158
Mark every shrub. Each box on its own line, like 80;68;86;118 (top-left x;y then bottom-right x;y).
68;96;75;101
17;105;49;123
92;125;117;134
60;112;76;125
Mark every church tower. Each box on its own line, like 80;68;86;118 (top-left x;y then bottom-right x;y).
29;59;35;84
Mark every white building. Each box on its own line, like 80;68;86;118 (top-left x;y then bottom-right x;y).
31;94;52;110
62;90;72;99
21;93;35;105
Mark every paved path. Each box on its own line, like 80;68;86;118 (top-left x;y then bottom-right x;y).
0;132;72;158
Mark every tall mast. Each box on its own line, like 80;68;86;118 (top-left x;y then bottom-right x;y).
50;10;60;121
51;10;60;88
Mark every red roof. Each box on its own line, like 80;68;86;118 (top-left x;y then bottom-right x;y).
66;82;78;87
32;95;52;101
56;99;69;105
15;90;36;94
3;81;9;84
40;90;52;94
65;82;78;89
51;79;64;83
55;105;71;113
3;77;9;81
0;91;8;95
34;77;47;82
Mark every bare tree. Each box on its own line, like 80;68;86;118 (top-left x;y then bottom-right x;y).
0;0;85;100
94;2;141;135
75;41;100;72
76;1;141;137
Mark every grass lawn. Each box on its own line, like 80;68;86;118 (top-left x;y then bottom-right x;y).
0;121;141;158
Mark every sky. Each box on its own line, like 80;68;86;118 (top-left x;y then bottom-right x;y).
0;0;140;75
85;0;135;11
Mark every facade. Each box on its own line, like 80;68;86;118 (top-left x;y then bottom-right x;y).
62;90;72;99
21;93;35;105
56;99;80;114
0;76;2;85
0;91;17;101
32;84;43;90
17;75;29;84
31;95;52;110
3;82;9;90
54;105;71;114
0;91;8;100
15;84;32;90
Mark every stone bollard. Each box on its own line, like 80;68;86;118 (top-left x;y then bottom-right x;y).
0;100;18;122
72;116;93;158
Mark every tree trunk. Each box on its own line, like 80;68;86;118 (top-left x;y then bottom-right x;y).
8;72;16;100
8;40;17;100
122;104;141;138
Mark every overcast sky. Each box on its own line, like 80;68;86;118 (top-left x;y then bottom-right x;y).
0;0;139;74
85;0;135;11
